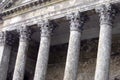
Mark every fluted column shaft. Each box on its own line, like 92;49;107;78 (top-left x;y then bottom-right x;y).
0;31;12;80
34;20;54;80
63;12;85;80
13;26;30;80
94;4;114;80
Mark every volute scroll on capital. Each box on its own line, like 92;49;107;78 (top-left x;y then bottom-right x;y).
95;4;116;25
66;11;87;32
38;20;56;37
17;25;31;42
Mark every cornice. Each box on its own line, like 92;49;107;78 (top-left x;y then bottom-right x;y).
1;0;120;31
2;0;66;17
0;0;12;11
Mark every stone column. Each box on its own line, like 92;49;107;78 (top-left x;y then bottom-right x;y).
94;4;114;80
12;26;30;80
63;12;85;80
34;20;54;80
0;31;12;80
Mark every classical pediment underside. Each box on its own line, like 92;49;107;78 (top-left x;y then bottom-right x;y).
0;0;50;11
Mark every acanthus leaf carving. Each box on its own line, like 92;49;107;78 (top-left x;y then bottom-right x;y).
96;4;116;25
66;11;87;32
38;19;55;37
17;25;31;42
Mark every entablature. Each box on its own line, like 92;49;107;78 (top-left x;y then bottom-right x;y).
1;0;120;31
2;0;65;16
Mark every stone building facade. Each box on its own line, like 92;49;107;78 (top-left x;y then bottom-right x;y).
0;0;120;80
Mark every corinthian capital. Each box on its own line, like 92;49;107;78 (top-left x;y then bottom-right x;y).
38;20;55;37
18;25;31;42
66;11;86;32
96;4;115;25
0;31;6;45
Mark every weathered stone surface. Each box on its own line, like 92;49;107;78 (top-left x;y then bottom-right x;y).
1;1;120;80
0;31;12;80
6;35;120;80
0;44;11;80
46;54;120;80
63;31;81;80
63;12;85;80
34;20;54;80
12;41;28;80
1;0;120;29
34;36;51;80
12;26;29;80
94;4;113;80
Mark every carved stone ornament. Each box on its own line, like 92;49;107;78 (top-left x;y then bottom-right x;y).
96;4;115;25
66;11;85;32
0;31;6;45
38;20;55;37
18;25;31;42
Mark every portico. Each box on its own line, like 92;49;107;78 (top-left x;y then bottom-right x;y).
0;0;120;80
